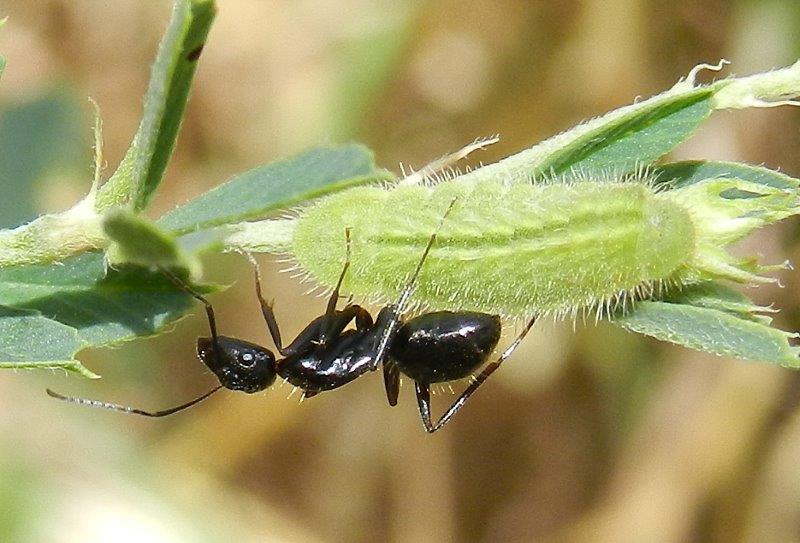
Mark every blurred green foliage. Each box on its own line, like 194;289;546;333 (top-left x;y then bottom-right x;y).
0;89;85;228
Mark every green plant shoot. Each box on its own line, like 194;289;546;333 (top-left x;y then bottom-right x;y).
1;0;800;376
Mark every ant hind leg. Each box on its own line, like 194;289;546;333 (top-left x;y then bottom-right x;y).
414;317;536;433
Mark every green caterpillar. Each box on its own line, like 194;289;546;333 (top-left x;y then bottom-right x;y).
290;172;797;318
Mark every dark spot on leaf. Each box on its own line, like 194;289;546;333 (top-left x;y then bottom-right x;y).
186;44;204;62
719;188;765;200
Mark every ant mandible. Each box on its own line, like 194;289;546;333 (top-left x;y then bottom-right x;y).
48;200;536;433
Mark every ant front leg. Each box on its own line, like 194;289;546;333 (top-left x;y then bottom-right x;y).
414;317;536;433
159;267;220;347
248;252;368;356
248;254;290;356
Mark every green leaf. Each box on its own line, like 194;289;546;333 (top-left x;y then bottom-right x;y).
158;144;393;235
457;87;715;184
653;160;800;191
537;91;714;177
104;209;197;274
0;307;95;378
98;0;216;212
457;61;800;185
660;281;773;317
0;253;214;376
0;253;196;343
614;282;799;367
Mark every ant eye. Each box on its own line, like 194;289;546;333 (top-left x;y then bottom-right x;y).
239;352;256;368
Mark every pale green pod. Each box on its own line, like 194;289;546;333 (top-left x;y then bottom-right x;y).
291;174;796;318
292;178;699;317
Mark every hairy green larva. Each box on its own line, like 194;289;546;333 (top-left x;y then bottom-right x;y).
290;174;796;318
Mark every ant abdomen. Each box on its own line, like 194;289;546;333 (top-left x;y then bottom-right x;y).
391;311;501;383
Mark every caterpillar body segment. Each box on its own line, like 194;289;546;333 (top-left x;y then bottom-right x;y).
292;177;700;318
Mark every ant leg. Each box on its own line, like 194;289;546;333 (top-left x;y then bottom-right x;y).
415;317;536;433
316;228;352;352
371;198;458;371
383;361;400;406
247;254;289;356
159;267;219;346
46;385;223;417
280;305;373;357
247;251;367;357
354;305;373;331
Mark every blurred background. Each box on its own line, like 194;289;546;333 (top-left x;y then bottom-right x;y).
1;1;800;542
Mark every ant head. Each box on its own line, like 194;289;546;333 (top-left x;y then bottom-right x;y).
197;336;277;393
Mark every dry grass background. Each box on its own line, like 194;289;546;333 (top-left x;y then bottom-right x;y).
1;1;800;542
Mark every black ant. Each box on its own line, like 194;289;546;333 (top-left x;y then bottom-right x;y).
47;201;536;433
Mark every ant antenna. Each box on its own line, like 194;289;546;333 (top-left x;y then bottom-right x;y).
395;197;458;312
46;386;223;417
373;198;458;369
